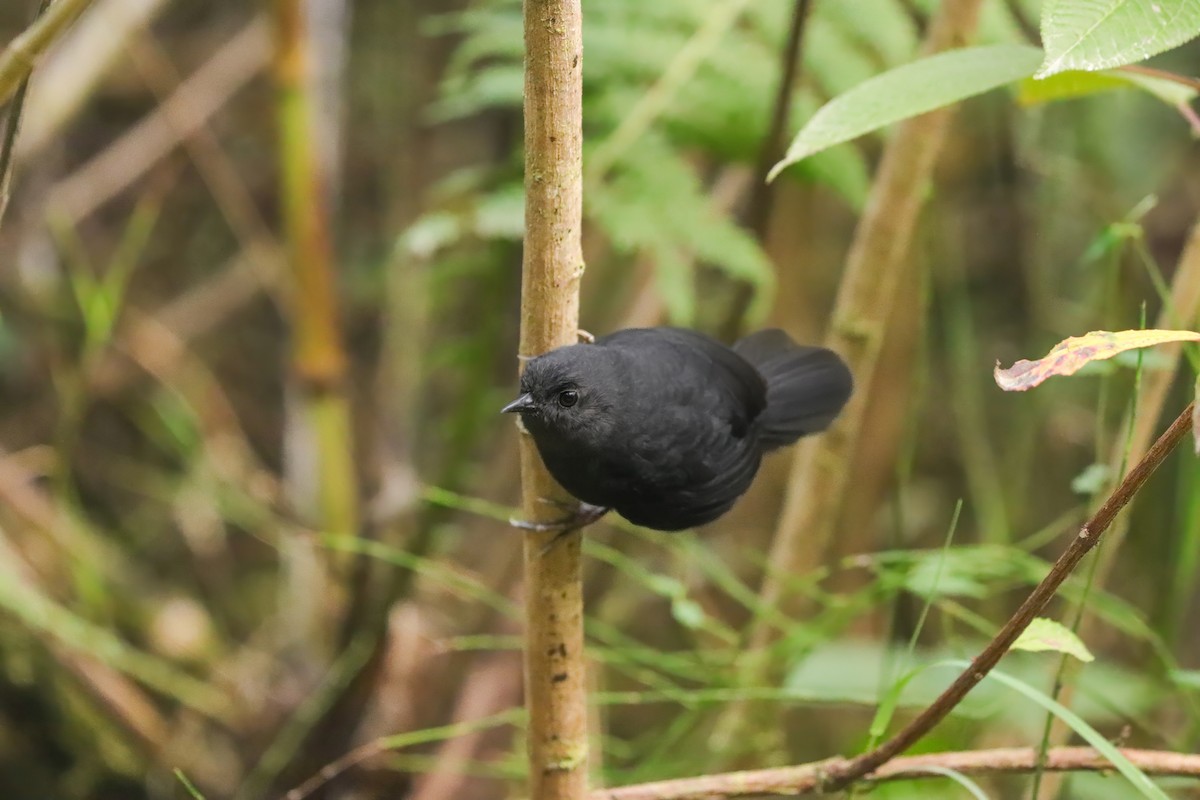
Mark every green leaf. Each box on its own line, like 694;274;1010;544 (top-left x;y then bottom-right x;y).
770;45;1044;176
670;597;706;630
1018;69;1139;103
1173;669;1200;690
1019;68;1198;107
960;664;1170;800
1071;463;1112;495
1038;0;1200;77
1012;617;1095;662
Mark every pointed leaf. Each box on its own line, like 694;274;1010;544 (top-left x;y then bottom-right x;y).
1038;0;1200;78
995;329;1200;391
966;665;1171;799
1013;617;1095;662
770;45;1044;177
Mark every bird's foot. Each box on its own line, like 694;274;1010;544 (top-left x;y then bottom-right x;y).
509;500;609;534
577;329;595;344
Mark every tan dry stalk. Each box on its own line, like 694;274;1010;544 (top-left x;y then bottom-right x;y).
45;17;270;223
272;0;359;545
518;1;588;798
755;0;984;628
17;0;170;158
711;0;985;754
0;0;96;106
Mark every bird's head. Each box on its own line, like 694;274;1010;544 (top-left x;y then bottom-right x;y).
501;345;618;443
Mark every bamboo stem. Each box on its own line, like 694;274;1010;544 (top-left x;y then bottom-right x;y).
712;0;985;755
272;0;359;546
518;1;588;798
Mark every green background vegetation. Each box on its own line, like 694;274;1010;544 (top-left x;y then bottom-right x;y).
0;0;1198;798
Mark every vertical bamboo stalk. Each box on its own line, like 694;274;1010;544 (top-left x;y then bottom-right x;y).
518;1;587;798
756;0;983;625
273;0;359;544
711;0;984;758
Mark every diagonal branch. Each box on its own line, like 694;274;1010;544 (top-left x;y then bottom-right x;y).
610;400;1193;798
592;746;1200;799
825;400;1195;789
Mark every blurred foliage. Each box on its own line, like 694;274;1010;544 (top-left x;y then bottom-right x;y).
0;0;1197;798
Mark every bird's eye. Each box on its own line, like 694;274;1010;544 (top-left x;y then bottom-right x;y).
557;389;579;408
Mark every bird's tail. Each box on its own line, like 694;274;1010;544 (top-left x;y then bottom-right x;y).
733;329;853;450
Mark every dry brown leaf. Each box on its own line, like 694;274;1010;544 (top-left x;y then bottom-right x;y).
995;329;1200;392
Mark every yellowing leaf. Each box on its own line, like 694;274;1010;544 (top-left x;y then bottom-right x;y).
995;329;1200;391
1013;617;1094;663
1017;68;1197;108
1018;70;1132;105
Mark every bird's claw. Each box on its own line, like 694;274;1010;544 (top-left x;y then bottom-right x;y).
509;500;609;533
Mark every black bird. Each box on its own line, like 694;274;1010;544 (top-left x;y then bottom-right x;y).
502;327;852;531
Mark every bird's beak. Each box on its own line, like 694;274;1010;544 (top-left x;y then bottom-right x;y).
501;393;536;414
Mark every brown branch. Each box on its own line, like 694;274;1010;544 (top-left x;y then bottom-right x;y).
1002;0;1040;44
518;1;588;799
592;746;1200;799
720;0;814;338
1032;211;1200;798
746;0;813;241
822;400;1195;789
1119;64;1200;92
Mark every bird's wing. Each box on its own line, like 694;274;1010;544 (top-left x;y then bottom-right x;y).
597;327;767;433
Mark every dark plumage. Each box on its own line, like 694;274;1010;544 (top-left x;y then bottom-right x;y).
502;327;853;531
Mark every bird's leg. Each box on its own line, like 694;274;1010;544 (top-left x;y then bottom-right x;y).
509;499;609;534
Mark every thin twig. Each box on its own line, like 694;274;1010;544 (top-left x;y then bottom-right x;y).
822;401;1194;789
1030;214;1200;799
720;0;814;338
1119;64;1200;93
1002;0;1040;44
0;0;96;105
592;746;1200;799
0;0;52;228
745;0;813;241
